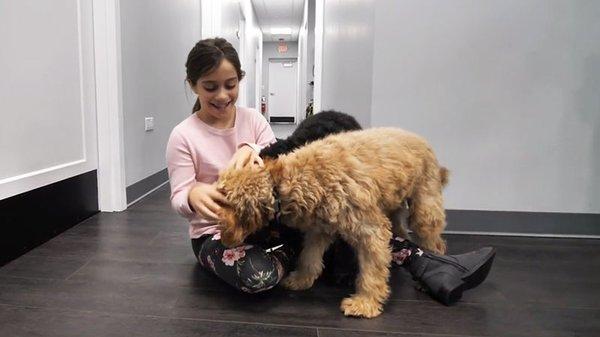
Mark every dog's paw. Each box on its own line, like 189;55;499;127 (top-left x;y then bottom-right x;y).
432;239;447;255
340;295;382;318
421;238;447;255
281;271;315;290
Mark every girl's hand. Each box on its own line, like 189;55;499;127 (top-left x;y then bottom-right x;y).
188;182;230;221
227;145;264;170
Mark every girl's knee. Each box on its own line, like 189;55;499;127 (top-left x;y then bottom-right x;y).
198;239;284;293
237;250;282;293
239;275;279;293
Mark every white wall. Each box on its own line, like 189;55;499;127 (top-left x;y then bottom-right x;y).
0;0;97;200
119;0;201;187
320;0;375;128
369;0;600;214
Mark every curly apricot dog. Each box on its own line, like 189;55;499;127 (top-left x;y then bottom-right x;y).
217;128;448;318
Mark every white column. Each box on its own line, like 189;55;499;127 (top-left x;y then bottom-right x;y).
92;0;127;211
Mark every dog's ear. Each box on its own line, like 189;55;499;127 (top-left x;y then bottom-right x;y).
216;166;274;245
234;168;273;234
218;205;247;247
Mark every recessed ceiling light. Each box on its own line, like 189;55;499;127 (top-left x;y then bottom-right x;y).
270;27;292;35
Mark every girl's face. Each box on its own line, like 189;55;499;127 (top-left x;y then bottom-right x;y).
192;59;239;122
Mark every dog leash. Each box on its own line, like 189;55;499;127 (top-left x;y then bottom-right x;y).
272;186;282;226
265;186;284;253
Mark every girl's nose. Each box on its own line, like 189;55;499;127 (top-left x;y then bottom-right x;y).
215;87;229;101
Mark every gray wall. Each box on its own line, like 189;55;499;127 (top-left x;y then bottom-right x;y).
320;0;375;128
120;0;200;187
321;0;600;214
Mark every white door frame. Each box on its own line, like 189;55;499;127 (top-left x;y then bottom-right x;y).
255;42;262;111
313;0;324;113
201;0;221;38
92;0;127;212
237;3;247;107
297;0;309;121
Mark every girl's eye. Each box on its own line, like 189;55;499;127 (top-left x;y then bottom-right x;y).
203;86;217;92
225;84;236;90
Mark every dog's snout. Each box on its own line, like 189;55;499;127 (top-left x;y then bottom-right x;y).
220;232;239;248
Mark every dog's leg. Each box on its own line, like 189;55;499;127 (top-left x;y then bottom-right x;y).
340;215;392;318
390;200;411;240
408;179;447;254
281;230;334;291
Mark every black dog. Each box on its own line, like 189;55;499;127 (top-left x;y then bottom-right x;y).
257;110;361;287
260;110;362;158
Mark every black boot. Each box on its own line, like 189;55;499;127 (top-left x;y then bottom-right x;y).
407;246;496;305
322;238;358;287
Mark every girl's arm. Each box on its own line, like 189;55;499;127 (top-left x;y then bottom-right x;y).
166;129;196;219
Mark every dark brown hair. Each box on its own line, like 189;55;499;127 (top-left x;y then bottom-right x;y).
185;38;245;112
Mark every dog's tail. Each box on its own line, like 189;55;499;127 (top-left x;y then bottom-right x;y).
439;167;450;187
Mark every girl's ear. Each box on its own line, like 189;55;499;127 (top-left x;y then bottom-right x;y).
188;79;198;94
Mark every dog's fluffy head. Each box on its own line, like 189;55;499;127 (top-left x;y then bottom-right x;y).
216;165;275;247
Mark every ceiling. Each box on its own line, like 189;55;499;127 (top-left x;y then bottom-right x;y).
251;0;305;42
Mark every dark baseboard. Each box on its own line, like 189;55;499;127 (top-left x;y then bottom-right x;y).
269;116;296;124
126;168;168;204
0;170;99;266
446;209;600;237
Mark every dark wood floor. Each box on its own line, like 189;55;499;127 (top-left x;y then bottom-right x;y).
1;185;599;337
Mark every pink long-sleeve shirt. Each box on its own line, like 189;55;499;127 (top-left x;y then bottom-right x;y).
166;107;276;239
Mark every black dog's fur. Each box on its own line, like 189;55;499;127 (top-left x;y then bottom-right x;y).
258;110;361;287
260;110;362;158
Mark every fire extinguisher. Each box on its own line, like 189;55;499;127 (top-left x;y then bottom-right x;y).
260;96;267;115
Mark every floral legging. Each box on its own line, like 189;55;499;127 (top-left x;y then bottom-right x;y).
192;229;418;294
192;232;293;293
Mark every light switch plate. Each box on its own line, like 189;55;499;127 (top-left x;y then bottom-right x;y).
144;117;154;131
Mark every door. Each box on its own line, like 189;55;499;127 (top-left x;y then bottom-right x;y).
267;59;298;123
